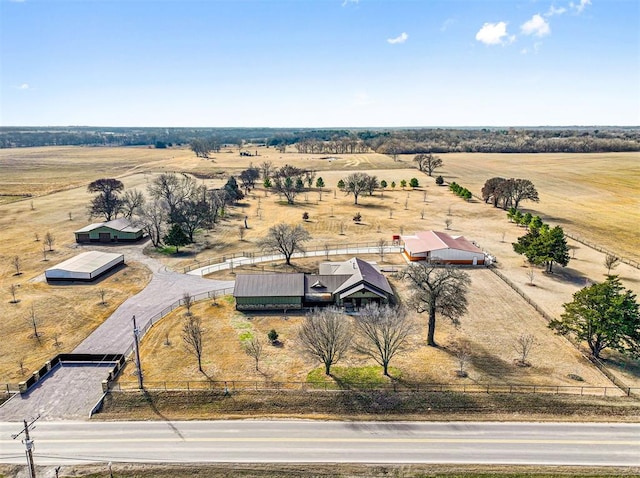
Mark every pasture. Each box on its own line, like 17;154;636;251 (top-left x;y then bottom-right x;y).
0;145;638;390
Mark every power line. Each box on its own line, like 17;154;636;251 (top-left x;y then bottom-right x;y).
11;416;39;478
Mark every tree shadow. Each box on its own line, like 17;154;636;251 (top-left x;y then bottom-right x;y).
141;390;185;440
544;266;587;286
467;343;518;382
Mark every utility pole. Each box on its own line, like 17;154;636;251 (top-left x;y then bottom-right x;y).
11;416;39;478
132;315;143;389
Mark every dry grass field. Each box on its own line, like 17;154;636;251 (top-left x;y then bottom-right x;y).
120;267;613;391
1;145;639;392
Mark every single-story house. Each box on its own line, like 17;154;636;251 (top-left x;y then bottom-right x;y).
45;251;125;282
401;230;485;265
234;257;394;311
74;218;144;243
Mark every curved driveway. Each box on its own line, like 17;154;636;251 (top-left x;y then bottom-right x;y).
0;242;234;421
74;243;234;354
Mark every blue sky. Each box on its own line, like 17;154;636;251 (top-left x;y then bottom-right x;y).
1;0;638;127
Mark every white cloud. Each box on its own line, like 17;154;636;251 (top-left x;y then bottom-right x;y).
545;5;567;17
521;42;543;55
475;22;512;45
18;83;30;90
521;14;551;37
341;0;358;7
387;32;408;44
440;18;455;32
570;0;591;14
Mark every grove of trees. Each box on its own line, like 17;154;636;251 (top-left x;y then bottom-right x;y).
481;178;539;211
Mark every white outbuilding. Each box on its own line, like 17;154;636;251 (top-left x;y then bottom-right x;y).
401;230;485;265
45;251;125;282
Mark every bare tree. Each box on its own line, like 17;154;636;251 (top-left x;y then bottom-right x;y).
377;239;387;262
68;211;73;221
448;339;471;377
28;304;41;340
420;208;425;219
513;333;536;366
9;284;18;303
401;263;470;346
18;358;26;375
260;161;273;179
12;256;22;276
353;304;414;376
324;243;331;260
121;189;146;219
526;267;535;286
244;337;264;371
44;231;55;251
182;315;204;373
99;288;107;305
34;232;40;242
182;292;194;316
135;198;169;248
148;173;198;219
258;223;310;265
238;226;246;241
414;153;443;176
604;254;620;275
272;165;306;205
339;172;371;205
42;244;48;261
298;307;351;375
445;218;452;230
87;178;124;220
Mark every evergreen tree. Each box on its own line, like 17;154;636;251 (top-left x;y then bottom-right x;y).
550;276;640;358
164;223;189;253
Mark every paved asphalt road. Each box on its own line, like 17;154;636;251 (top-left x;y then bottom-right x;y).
0;420;639;466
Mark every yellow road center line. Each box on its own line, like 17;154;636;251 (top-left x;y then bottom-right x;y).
6;438;638;445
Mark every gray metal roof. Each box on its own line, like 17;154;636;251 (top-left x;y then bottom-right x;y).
75;218;143;234
328;258;393;297
304;274;352;294
234;273;305;297
45;251;124;274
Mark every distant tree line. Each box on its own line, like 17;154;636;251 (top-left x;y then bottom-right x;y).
3;126;638;153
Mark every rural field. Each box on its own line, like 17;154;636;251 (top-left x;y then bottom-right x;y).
0;145;639;392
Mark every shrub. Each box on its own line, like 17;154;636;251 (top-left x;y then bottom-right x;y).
267;329;279;344
435;176;444;185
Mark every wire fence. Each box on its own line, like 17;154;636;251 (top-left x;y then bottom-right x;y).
488;266;637;397
109;379;636;397
488;267;555;323
183;243;406;273
564;232;640;270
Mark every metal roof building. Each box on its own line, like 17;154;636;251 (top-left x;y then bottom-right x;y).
45;251;125;282
74;218;144;243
